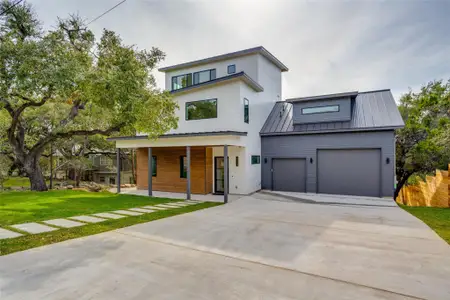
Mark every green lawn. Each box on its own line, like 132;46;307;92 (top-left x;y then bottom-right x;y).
0;190;221;255
401;206;450;244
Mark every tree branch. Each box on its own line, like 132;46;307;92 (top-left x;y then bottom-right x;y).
30;123;124;158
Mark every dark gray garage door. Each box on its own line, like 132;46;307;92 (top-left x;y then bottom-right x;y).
272;158;306;192
317;149;381;197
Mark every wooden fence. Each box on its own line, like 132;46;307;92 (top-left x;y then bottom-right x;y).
396;164;450;207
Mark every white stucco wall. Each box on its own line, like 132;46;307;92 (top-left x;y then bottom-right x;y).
163;54;259;91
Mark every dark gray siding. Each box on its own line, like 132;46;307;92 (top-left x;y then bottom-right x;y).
261;130;395;197
317;149;381;197
292;97;351;124
272;158;306;192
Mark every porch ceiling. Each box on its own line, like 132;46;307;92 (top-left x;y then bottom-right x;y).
111;132;246;149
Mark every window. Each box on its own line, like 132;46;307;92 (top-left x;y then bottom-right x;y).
227;64;236;74
193;69;216;85
180;156;187;178
99;176;105;183
151;156;157;177
244;98;249;123
186;99;217;120
172;73;193;90
100;156;112;166
302;105;339;115
251;155;260;165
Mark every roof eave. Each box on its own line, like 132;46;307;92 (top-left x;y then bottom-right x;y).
260;125;405;136
107;131;248;142
170;72;263;95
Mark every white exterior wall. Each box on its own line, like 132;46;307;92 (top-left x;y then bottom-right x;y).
168;82;244;134
126;52;284;195
164;54;259;91
238;55;283;194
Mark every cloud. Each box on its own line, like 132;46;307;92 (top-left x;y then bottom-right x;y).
29;0;450;101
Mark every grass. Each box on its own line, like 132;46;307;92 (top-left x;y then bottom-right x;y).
401;205;450;244
0;190;221;255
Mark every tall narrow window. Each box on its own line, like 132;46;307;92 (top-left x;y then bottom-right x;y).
244;98;249;123
180;156;187;178
152;156;157;177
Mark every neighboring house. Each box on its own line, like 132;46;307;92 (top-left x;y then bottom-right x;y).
83;154;134;185
108;46;404;198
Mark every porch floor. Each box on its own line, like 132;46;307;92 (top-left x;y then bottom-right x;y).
110;188;243;203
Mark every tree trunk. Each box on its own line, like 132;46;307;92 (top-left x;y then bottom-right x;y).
394;172;413;200
75;168;81;187
131;149;137;184
27;164;48;191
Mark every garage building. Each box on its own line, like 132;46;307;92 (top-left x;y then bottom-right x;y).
260;90;404;198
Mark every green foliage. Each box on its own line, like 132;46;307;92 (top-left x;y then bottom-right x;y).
395;80;450;197
0;1;178;190
401;206;450;244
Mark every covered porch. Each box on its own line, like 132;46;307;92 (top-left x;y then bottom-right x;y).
108;131;247;203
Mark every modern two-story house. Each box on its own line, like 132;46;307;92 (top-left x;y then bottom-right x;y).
109;46;404;200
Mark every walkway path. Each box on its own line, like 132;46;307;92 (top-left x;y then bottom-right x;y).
0;200;203;240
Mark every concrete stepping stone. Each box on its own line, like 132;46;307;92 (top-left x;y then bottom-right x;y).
154;204;181;209
112;210;143;216
0;227;22;239
93;212;126;219
43;219;85;228
11;222;58;234
167;202;190;206
68;215;106;223
127;208;154;213
142;206;167;210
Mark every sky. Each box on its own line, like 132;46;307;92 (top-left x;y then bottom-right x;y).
28;0;450;101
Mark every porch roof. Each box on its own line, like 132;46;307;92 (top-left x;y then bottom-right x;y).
107;131;247;141
108;131;247;148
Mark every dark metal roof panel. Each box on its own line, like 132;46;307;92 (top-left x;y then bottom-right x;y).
286;91;359;103
260;89;405;135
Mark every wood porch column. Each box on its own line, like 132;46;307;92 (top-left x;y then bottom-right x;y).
148;147;152;196
224;144;228;203
116;148;121;194
186;146;191;200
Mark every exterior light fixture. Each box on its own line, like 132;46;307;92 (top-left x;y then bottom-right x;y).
310;158;313;164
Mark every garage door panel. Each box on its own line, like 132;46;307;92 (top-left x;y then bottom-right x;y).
273;158;306;192
317;149;381;197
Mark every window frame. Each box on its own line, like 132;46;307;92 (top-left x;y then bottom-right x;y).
227;64;236;74
193;68;216;85
171;73;193;91
244;98;249;123
180;156;187;178
185;98;218;121
100;156;112;166
152;156;157;177
251;155;261;165
301;105;340;115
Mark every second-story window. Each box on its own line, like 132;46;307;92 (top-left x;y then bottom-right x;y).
193;69;216;85
172;73;192;90
244;98;249;123
227;64;236;74
186;99;217;120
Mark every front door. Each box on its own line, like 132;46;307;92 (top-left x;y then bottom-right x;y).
214;157;229;194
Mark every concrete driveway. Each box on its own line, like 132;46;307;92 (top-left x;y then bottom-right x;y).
1;194;450;300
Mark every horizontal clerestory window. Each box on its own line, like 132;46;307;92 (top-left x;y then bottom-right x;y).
193;69;216;85
186;99;217;120
301;105;339;115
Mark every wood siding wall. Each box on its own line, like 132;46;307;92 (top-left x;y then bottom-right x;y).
136;147;213;194
396;164;450;208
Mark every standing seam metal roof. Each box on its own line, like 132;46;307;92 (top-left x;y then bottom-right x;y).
260;89;404;135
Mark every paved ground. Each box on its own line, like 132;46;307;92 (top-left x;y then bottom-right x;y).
1;194;450;299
